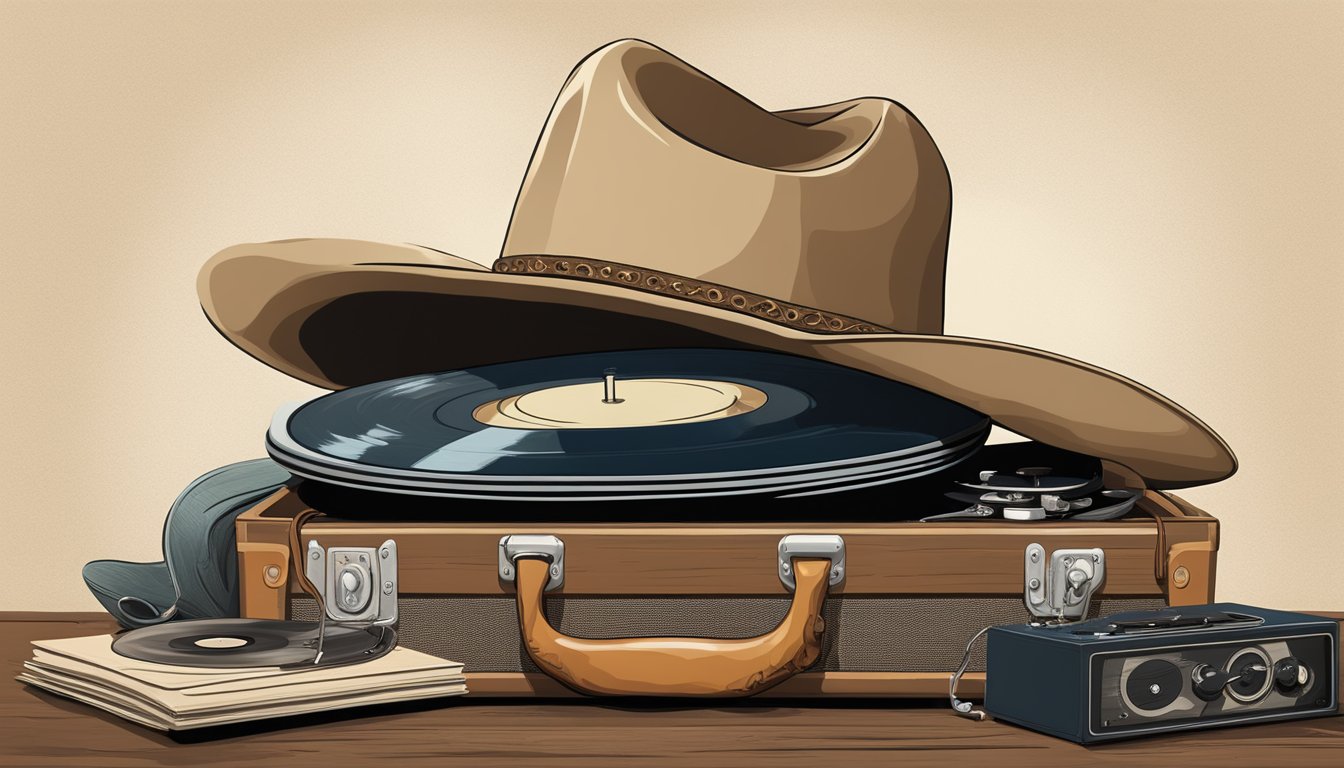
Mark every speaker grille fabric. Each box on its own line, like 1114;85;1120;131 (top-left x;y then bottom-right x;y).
291;595;1165;673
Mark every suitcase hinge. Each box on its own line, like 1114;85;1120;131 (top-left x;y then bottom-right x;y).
1024;543;1105;621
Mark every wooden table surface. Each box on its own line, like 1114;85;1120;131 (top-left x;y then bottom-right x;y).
4;612;1342;767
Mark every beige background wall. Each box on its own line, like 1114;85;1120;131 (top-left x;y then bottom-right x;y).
1;0;1340;612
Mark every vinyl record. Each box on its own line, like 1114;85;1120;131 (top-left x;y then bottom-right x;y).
267;349;990;500
111;618;396;669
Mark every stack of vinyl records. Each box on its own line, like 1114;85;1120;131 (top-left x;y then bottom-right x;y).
18;632;466;731
266;349;992;501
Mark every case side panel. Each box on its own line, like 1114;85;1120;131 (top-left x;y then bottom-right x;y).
235;489;299;620
985;628;1081;740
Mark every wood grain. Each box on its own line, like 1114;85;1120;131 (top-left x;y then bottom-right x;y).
4;612;1341;767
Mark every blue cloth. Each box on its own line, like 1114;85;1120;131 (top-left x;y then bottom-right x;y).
83;459;291;628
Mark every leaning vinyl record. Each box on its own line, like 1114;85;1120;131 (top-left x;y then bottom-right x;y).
267;349;990;499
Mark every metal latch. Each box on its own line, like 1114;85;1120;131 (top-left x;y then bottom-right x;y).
499;534;565;591
778;534;846;591
305;538;398;625
1024;542;1105;621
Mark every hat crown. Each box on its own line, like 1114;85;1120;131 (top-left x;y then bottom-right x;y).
500;40;952;335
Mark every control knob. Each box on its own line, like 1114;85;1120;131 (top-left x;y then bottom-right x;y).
1273;657;1311;692
1192;662;1267;702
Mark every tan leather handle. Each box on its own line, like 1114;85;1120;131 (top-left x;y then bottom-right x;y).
514;556;831;696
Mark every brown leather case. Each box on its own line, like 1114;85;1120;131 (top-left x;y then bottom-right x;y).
236;487;1217;698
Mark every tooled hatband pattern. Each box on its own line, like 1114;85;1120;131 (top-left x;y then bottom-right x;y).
492;256;892;334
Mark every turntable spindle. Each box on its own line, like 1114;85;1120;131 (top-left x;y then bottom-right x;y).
602;369;624;404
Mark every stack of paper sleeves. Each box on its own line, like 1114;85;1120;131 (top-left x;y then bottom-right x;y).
18;634;466;730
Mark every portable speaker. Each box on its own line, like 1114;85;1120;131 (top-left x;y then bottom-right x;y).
984;603;1338;743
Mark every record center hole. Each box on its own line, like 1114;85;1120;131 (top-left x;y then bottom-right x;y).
194;636;249;649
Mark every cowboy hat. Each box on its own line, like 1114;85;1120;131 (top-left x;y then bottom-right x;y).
199;39;1235;489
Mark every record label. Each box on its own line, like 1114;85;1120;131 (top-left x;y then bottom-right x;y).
474;378;767;429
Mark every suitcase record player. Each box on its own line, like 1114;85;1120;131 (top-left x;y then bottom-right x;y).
196;38;1249;701
234;346;1227;698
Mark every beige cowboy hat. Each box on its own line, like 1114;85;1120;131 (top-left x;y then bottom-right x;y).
199;39;1235;489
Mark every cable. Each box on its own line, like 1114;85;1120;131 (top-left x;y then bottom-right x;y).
949;625;992;721
287;509;329;664
950;618;1084;720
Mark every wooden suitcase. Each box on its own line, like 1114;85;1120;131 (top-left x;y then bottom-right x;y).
235;482;1217;698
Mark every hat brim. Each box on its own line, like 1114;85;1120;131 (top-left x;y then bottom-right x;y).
200;239;1236;489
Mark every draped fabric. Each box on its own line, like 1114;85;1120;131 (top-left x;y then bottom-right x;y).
82;459;291;628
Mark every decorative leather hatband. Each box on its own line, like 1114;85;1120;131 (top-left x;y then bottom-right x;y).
492;255;893;335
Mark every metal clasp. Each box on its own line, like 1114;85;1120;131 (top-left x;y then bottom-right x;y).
778;534;846;591
499;534;565;591
304;538;398;626
1024;542;1105;620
